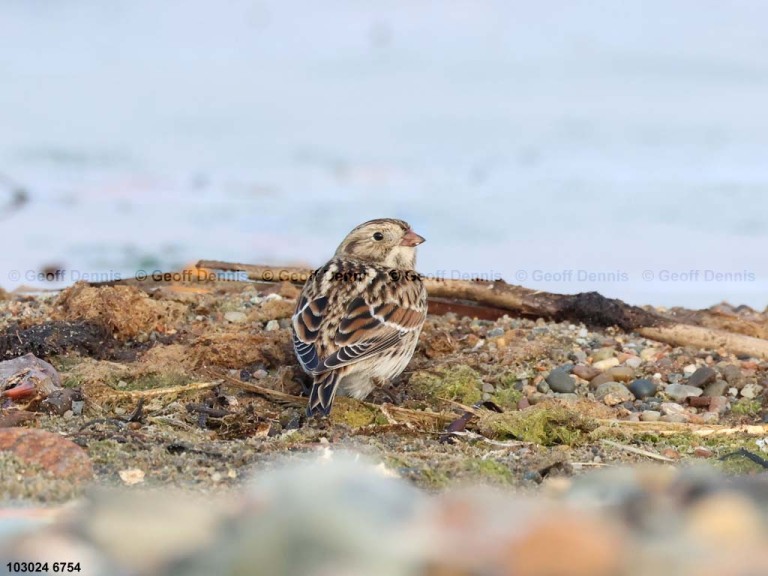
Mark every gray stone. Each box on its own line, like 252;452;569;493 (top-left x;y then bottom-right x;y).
482;382;495;394
553;393;579;403
721;364;744;388
628;378;657;400
594;382;634;406
571;351;588;363
265;320;280;331
625;356;642;369
224;311;248;324
660;402;688;416
687;367;717;388
545;369;576;393
487;327;505;338
740;383;763;399
536;381;551;394
702;380;728;397
661;414;689;423
708;396;730;416
664;384;703;403
640;410;661;422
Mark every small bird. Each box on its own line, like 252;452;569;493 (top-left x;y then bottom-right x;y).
292;218;427;416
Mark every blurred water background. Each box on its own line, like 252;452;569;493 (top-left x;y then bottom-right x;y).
1;0;766;308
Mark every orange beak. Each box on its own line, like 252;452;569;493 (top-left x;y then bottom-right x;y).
400;229;425;247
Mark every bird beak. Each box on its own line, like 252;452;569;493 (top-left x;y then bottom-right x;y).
400;229;425;247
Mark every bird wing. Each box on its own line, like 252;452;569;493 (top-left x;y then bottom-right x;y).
292;263;426;375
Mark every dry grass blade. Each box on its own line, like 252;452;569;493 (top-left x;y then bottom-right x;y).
103;381;222;399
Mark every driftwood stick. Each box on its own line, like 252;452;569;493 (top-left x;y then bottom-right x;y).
637;324;768;361
196;260;768;359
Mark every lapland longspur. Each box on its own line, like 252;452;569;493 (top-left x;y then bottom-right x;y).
292;218;427;416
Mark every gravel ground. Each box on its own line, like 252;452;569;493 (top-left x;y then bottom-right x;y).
1;279;768;573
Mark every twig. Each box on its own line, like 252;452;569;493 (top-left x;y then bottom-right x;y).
596;420;768;437
196;260;768;359
601;439;676;463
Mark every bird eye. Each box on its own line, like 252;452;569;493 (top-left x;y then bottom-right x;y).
373;232;384;241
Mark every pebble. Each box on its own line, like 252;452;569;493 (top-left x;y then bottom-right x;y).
661;448;681;459
482;382;495;394
721;364;744;388
572;351;588;363
640;348;659;361
589;372;615;389
0;428;93;481
592;358;620;371
683;364;697;376
703;380;728;397
687;367;717;388
224;311;247;323
740;383;762;399
572;365;600;381
624;356;642;369
664;384;703;403
265;320;280;331
545;369;576;393
594;382;634;406
487;327;505;338
708;396;729;415
685;492;764;545
553;393;579;403
660;402;688;417
639;410;661;422
688;396;712;408
536;381;551;394
628;378;657;400
592;347;615;362
604;366;635;382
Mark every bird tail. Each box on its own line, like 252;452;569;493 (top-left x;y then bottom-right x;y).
307;371;341;417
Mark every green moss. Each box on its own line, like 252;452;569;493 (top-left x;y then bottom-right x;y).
476;404;595;446
731;398;762;417
409;366;484;404
50;354;84;372
463;458;514;484
492;386;523;410
329;399;383;428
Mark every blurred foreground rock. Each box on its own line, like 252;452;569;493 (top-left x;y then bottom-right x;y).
2;453;768;576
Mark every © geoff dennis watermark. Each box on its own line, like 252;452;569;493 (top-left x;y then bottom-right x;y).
6;267;757;285
512;269;757;283
640;269;756;282
6;269;249;283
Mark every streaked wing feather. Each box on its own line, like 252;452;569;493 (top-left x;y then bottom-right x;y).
322;294;426;370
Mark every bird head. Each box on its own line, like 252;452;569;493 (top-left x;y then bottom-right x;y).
335;218;425;269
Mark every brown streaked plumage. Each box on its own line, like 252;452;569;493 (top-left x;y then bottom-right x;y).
292;218;427;416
